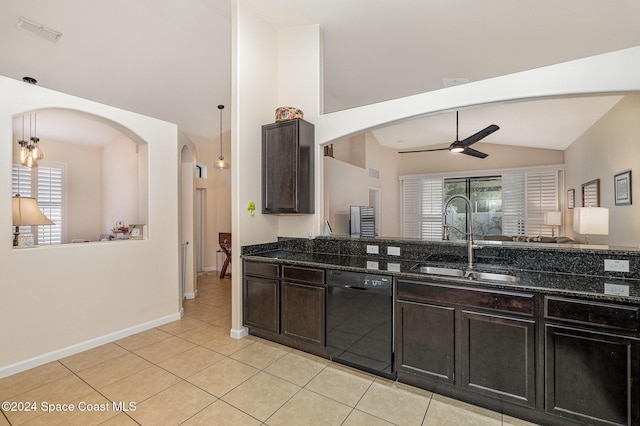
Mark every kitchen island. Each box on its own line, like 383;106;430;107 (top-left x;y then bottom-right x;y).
242;236;640;426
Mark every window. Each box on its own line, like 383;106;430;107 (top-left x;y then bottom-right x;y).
401;177;443;240
401;167;562;240
12;163;64;245
443;176;502;240
196;162;208;179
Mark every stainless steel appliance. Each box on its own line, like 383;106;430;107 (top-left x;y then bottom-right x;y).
349;206;375;238
326;269;395;379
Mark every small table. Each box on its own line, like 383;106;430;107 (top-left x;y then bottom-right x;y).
219;232;231;278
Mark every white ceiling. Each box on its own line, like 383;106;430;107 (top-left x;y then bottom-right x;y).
1;0;639;151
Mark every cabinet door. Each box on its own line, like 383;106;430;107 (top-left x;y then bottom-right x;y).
396;300;455;384
545;325;640;426
460;311;536;407
243;276;279;333
281;281;325;345
263;121;298;213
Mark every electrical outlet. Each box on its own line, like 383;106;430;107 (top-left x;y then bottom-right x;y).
366;245;379;254
604;259;629;272
387;262;401;272
604;282;630;296
387;246;401;256
366;261;379;270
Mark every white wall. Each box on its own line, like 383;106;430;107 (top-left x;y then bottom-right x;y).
232;4;325;335
323;156;369;234
0;75;180;377
565;95;640;247
102;133;140;233
364;132;400;237
30;140;103;242
191;131;232;272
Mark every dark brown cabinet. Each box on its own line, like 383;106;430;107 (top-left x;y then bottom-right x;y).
262;119;314;214
243;261;280;333
281;266;325;346
396;300;455;383
460;310;536;407
243;260;326;356
544;296;640;426
396;279;537;408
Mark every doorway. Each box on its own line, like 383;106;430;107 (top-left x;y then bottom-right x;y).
369;187;381;237
196;188;206;273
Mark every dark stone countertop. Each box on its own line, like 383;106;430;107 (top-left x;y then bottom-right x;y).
242;250;640;304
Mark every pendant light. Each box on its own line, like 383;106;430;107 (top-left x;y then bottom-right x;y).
17;113;44;168
212;104;229;169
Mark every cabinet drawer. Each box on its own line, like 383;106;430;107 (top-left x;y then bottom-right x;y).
283;265;325;286
244;260;280;278
397;280;534;316
545;296;640;332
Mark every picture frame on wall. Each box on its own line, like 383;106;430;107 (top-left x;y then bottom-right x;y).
614;170;632;206
129;224;146;240
567;188;575;209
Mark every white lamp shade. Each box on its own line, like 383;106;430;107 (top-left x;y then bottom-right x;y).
12;196;54;226
573;207;608;235
543;211;562;226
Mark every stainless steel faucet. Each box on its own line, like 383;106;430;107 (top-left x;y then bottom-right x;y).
443;194;475;271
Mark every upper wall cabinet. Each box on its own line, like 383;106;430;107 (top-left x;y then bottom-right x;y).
262;119;315;214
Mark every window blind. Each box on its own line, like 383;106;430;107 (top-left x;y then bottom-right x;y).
525;170;558;236
502;173;525;236
36;166;63;245
401;177;443;240
12;163;64;245
12;164;33;235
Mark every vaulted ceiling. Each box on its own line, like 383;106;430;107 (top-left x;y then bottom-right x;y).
2;0;639;150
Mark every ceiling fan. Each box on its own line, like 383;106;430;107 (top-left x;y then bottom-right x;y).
399;111;499;158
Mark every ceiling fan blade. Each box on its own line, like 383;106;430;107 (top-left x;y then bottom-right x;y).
459;124;499;147
398;147;450;154
461;147;489;159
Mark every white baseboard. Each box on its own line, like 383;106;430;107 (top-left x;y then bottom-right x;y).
184;291;197;299
230;327;249;339
0;312;181;379
201;266;219;272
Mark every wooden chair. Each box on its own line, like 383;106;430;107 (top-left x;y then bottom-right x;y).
219;232;231;278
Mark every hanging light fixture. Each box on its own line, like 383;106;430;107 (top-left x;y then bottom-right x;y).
17;113;44;168
212;104;229;169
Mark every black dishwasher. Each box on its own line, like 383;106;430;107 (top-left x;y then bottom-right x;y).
326;269;395;379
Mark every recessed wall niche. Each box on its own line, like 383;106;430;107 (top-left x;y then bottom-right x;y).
11;108;149;245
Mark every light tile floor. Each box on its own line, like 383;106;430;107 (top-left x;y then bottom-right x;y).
0;273;538;425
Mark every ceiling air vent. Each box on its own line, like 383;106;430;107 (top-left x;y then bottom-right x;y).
368;168;380;179
17;17;62;43
442;78;469;88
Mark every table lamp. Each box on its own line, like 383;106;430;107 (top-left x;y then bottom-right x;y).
573;207;608;244
543;211;562;237
12;194;54;247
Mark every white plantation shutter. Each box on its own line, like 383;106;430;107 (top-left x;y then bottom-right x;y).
525;170;558;236
36;166;63;245
401;177;443;240
502;173;525;236
12;164;33;235
12;163;64;245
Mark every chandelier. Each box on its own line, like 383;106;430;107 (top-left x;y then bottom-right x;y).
17;113;44;168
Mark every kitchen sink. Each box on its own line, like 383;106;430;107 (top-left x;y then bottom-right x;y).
411;265;466;277
466;271;520;283
410;264;520;283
